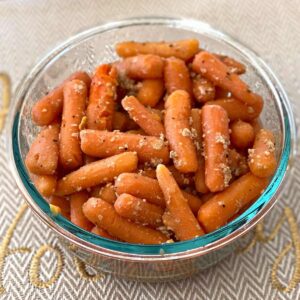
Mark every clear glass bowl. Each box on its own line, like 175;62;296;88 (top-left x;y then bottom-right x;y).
8;16;296;281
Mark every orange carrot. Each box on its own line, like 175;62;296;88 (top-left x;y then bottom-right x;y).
248;129;276;178
136;79;164;107
83;198;168;244
156;164;204;240
190;109;209;194
87;64;117;130
55;152;138;196
80;130;169;165
91;226;116;240
32;174;57;197
198;172;268;232
25;124;59;175
193;52;263;115
215;54;246;74
90;183;117;204
215;87;232;99
112;111;129;131
164;90;198;173
115;173;202;214
59;80;87;170
121;96;165;137
167;165;194;187
164;57;192;95
31;71;91;126
230;120;255;149
202;105;231;192
70;191;93;230
114;193;164;227
192;75;215;103
48;195;70;219
115;39;199;61
117;55;164;79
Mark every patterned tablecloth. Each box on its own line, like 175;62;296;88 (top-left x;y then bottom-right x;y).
0;1;300;299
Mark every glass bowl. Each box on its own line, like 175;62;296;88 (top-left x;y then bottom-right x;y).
8;16;296;281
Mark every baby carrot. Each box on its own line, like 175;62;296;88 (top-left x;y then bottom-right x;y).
164;90;198;173
90;183;117;204
248;129;276;178
198;172;269;232
228;148;249;177
70;191;93;230
214;54;246;74
25;124;59;175
192;75;215;103
32;174;57;197
164;57;192;95
230;120;255;149
156;164;204;240
115;173;202;214
87;64;117;130
193;52;263;115
202;105;231;192
138;168;157;179
167;165;194;187
80;130;169;165
31;71;91;126
48;196;70;219
114;193;164;227
190;108;209;194
121;96;165;137
59;80;87;170
83;198;168;244
115;39;199;61
205;98;259;121
136;79;164;107
55;152;138;196
117;55;164;79
91;226;116;240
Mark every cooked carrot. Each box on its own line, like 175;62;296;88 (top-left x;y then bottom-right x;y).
31;71;91;126
115;39;199;61
230;120;255;149
32;174;57;197
100;183;117;204
200;192;215;203
215;54;246;74
70;191;93;230
25;124;59;175
80;130;169;165
202;105;231;192
228;148;249;177
48;196;70;219
91;226;116;240
193;52;263;115
136;79;164;107
121;96;165;137
167;165;194;187
55;152;138;196
205;98;259;121
248;129;276;177
112;111;128;131
156;164;204;240
164;90;198;173
117;55;164;79
114;193;164;227
215;87;232;98
192;75;215;103
83;155;97;165
138;168;157;179
83;198;168;244
59;80;87;170
164;57;192;95
126;129;146;135
198;172;269;232
115;173;202;214
87;64;117;130
190;109;209;194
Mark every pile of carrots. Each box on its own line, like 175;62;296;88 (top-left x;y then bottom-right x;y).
25;39;277;244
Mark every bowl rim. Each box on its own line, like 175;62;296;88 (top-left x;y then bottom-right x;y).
8;16;296;262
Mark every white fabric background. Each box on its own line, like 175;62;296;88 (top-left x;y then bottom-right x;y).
0;0;300;299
